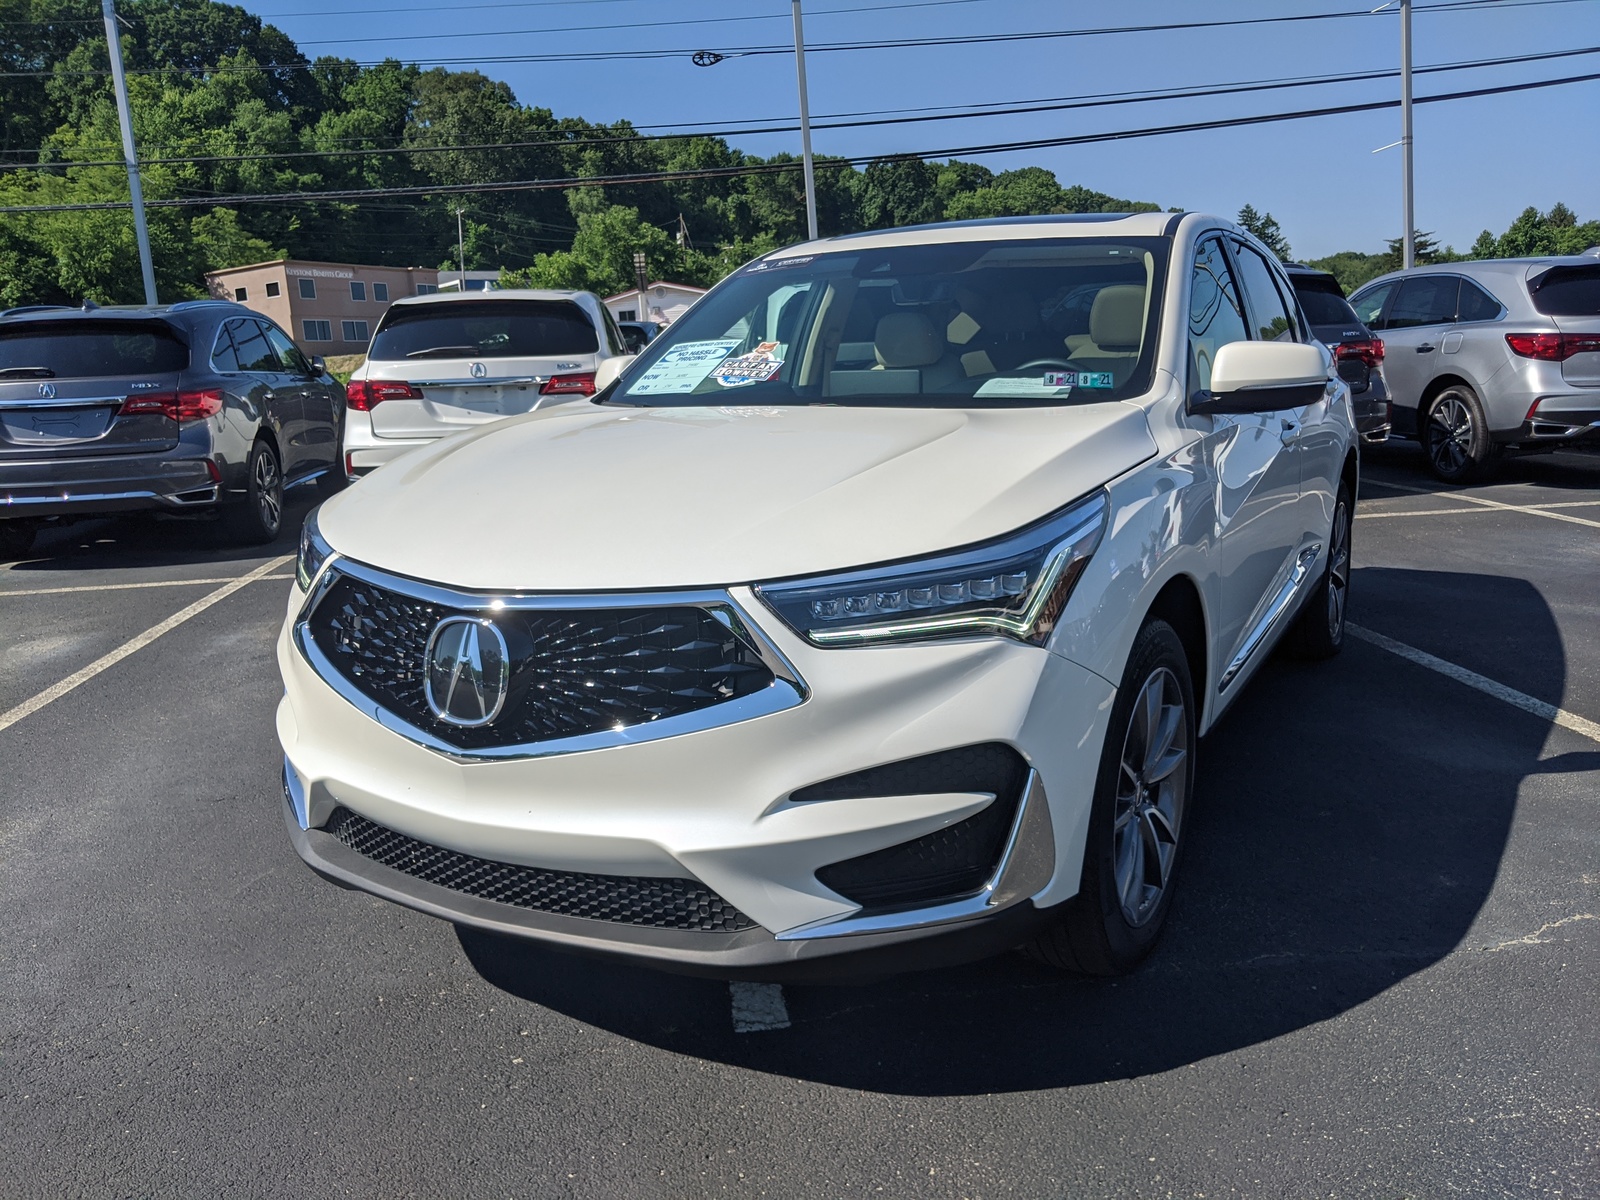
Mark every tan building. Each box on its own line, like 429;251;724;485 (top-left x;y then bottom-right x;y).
603;281;708;327
205;259;443;356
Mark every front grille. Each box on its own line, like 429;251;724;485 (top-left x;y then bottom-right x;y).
323;807;758;933
808;744;1028;910
306;574;774;751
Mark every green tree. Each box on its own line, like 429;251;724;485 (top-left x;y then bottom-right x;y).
1236;204;1292;260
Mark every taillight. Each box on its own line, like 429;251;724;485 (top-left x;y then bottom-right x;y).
539;372;596;397
117;389;223;422
1334;338;1384;368
346;379;422;411
1506;332;1600;361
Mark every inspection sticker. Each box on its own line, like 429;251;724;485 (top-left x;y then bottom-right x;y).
713;342;784;388
974;374;1075;399
1075;371;1115;389
627;339;741;394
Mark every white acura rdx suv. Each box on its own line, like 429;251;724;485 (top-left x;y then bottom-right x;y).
279;213;1356;981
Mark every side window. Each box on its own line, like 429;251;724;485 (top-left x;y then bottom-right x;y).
1230;242;1298;341
228;319;279;372
1188;237;1251;397
211;324;241;373
1386;275;1460;329
600;307;627;357
1457;279;1503;323
1350;281;1396;329
263;324;311;375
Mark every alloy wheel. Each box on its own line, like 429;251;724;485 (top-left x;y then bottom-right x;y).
1112;666;1189;928
254;447;282;531
1427;395;1472;476
1326;499;1350;640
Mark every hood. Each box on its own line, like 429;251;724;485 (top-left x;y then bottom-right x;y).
318;401;1157;591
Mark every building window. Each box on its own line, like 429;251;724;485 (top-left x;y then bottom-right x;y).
233;286;248;301
372;282;389;302
265;281;280;298
298;278;316;300
618;309;636;322
341;320;370;343
415;283;438;295
350;281;366;302
303;320;332;342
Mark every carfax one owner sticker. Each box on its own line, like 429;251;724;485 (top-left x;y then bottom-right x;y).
714;342;784;388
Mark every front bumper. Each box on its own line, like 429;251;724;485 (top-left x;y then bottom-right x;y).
276;572;1115;978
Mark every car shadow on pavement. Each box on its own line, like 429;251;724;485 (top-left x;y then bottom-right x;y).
1364;441;1600;492
457;567;1557;1096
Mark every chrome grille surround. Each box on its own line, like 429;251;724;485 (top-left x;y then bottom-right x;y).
293;555;808;761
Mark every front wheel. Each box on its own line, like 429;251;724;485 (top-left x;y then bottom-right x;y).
1424;385;1498;483
222;439;284;545
1025;619;1196;975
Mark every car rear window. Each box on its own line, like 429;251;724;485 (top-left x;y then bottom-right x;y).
0;321;189;377
368;300;599;361
1528;265;1600;316
1293;286;1361;327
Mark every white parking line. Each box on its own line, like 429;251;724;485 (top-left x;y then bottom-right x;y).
1;573;293;598
0;555;294;736
1349;623;1600;746
729;981;791;1033
1361;478;1600;531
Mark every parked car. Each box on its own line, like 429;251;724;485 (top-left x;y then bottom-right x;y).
0;300;343;558
1284;265;1391;444
341;290;631;479
280;213;1355;982
617;319;662;354
1350;258;1600;481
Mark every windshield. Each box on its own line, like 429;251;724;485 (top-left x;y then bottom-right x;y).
368;299;599;361
0;321;188;377
610;237;1168;407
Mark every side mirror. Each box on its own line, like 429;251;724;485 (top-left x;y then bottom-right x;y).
593;354;636;394
1190;341;1328;415
309;355;326;377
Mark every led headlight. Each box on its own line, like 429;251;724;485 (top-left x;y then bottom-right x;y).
754;491;1108;647
295;509;335;592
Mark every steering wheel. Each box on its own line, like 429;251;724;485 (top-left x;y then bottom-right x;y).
1016;358;1076;371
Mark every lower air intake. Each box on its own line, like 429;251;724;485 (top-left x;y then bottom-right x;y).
323;807;758;933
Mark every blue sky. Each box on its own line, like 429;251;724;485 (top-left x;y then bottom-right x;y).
242;0;1600;260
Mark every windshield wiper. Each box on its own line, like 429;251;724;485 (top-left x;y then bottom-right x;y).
0;366;56;379
404;345;478;359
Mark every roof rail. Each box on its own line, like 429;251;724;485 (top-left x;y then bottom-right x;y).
0;304;73;318
168;298;245;311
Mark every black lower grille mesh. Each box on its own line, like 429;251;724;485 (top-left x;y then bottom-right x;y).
306;574;774;751
808;744;1028;910
323;807;758;933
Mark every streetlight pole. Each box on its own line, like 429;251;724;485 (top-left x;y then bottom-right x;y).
455;207;467;289
1400;0;1415;269
101;0;156;304
791;0;818;241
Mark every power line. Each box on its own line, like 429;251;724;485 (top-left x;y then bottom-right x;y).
5;69;1594;214
6;45;1591;172
7;0;1586;79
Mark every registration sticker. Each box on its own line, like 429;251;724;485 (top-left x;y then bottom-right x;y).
974;374;1075;399
628;339;741;394
1075;371;1114;389
713;342;784;388
1042;371;1074;387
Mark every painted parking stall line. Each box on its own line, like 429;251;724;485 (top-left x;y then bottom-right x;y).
1361;478;1600;531
1349;623;1600;746
1;573;293;598
729;982;791;1033
0;555;294;736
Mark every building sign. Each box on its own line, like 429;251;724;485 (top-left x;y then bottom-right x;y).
286;266;354;279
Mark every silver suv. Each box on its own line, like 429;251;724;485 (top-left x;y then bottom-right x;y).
1350;258;1600;481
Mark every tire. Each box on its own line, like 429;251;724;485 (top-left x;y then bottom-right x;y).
1025;618;1196;975
222;438;284;545
1288;481;1351;660
0;519;36;561
1423;385;1499;483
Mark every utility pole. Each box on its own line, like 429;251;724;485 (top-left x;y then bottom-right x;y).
791;0;818;242
101;0;156;304
1400;0;1415;269
632;251;648;323
454;207;467;289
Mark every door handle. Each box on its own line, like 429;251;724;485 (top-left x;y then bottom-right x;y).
263;390;276;400
1416;343;1435;353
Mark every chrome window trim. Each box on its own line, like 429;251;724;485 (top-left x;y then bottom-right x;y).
776;769;1056;941
293;553;810;763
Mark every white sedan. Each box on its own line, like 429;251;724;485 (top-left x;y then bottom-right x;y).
279;212;1355;981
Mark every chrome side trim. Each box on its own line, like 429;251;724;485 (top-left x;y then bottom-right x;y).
292;555;810;763
282;757;310;831
2;487;212;508
776;769;1056;941
1218;542;1322;693
0;394;124;409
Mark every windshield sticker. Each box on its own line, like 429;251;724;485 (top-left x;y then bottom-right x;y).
713;342;784;388
1075;371;1115;389
627;339;741;394
974;374;1075;400
744;254;815;275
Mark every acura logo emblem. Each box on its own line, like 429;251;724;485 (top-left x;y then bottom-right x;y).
469;361;488;379
37;382;56;399
424;617;509;727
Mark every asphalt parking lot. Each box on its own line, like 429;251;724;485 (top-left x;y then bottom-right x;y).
3;445;1597;1199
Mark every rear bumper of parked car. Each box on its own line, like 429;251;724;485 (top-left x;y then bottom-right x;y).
0;448;220;518
275;585;1113;980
